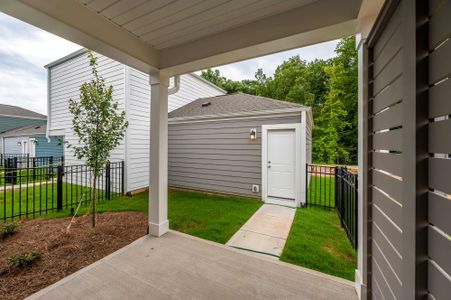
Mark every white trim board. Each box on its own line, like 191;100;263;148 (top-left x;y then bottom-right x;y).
261;123;304;208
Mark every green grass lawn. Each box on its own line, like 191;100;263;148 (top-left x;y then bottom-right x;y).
28;189;262;244
307;175;335;208
0;168;57;186
280;207;356;281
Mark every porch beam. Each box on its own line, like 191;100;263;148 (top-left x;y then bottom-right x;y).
159;0;360;75
0;0;159;74
148;71;169;237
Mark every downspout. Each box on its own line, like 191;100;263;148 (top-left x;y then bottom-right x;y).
45;67;51;142
168;75;180;95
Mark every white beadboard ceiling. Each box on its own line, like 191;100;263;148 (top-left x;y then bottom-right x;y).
79;0;317;50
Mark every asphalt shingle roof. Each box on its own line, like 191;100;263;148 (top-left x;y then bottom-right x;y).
169;93;307;119
0;104;46;119
0;124;46;137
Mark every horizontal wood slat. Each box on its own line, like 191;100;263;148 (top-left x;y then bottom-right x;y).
373;4;401;58
372;221;402;273
428;226;451;276
373;26;402;77
372;102;402;132
429;118;451;154
429;39;451;84
373;169;402;202
373;152;402;177
372;258;398;300
429;191;451;234
429;78;451;118
373;187;402;229
373;76;402;113
429;157;451;195
373;50;403;95
429;0;451;49
372;240;402;295
372;128;402;151
373;204;402;252
428;259;451;300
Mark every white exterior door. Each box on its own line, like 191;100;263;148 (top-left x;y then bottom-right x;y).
29;139;36;157
262;123;304;208
267;129;296;201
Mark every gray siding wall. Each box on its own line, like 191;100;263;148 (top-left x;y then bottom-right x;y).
168;114;301;198
3;136;24;154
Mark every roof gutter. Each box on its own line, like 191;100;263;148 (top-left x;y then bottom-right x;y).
169;107;309;124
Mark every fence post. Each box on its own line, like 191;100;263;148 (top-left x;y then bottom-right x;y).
105;162;111;200
354;174;358;248
57;165;63;211
305;163;308;208
121;161;125;195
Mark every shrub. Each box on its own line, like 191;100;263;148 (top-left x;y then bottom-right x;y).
7;252;42;269
0;222;19;239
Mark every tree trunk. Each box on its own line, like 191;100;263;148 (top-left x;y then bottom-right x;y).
92;174;97;227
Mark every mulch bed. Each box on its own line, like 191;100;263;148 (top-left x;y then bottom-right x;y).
0;212;147;300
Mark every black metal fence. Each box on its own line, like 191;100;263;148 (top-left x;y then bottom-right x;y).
306;164;358;248
335;166;358;249
1;160;124;221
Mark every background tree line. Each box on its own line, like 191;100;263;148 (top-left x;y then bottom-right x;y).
201;36;357;165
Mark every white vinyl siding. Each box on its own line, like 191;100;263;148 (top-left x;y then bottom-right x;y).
48;51;224;192
48;52;126;166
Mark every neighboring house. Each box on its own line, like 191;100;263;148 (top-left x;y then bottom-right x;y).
46;49;225;193
168;94;313;207
0;104;47;153
0;124;63;158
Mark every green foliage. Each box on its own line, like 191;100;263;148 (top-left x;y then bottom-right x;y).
68;51;128;176
0;222;19;239
7;252;42;269
67;51;128;226
200;36;358;165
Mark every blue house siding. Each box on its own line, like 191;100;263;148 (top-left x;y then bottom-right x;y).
0;117;46;133
2;135;63;157
35;135;64;158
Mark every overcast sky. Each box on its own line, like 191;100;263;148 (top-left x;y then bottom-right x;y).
0;12;339;115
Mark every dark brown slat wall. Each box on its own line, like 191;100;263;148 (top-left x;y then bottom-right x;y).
428;1;451;298
365;1;450;298
368;2;405;298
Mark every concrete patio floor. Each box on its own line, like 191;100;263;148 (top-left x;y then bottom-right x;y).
27;231;357;300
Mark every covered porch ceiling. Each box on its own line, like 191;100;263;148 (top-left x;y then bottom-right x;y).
0;0;369;75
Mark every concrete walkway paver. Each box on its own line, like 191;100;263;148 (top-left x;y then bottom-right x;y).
227;204;296;257
27;231;357;300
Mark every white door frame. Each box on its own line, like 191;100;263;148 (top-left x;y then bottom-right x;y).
262;123;303;207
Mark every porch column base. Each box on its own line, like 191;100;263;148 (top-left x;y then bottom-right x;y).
149;220;169;237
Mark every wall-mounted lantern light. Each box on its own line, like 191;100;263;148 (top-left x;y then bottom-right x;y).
17;141;22;146
31;139;38;145
250;129;257;141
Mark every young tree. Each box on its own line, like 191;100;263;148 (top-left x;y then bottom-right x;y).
67;51;128;227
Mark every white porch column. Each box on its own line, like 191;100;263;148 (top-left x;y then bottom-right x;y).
356;33;368;300
149;71;169;237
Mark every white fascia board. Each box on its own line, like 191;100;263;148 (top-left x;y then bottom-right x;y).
168;107;307;124
0;0;159;74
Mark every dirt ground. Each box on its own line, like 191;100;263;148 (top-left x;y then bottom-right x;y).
0;212;147;300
